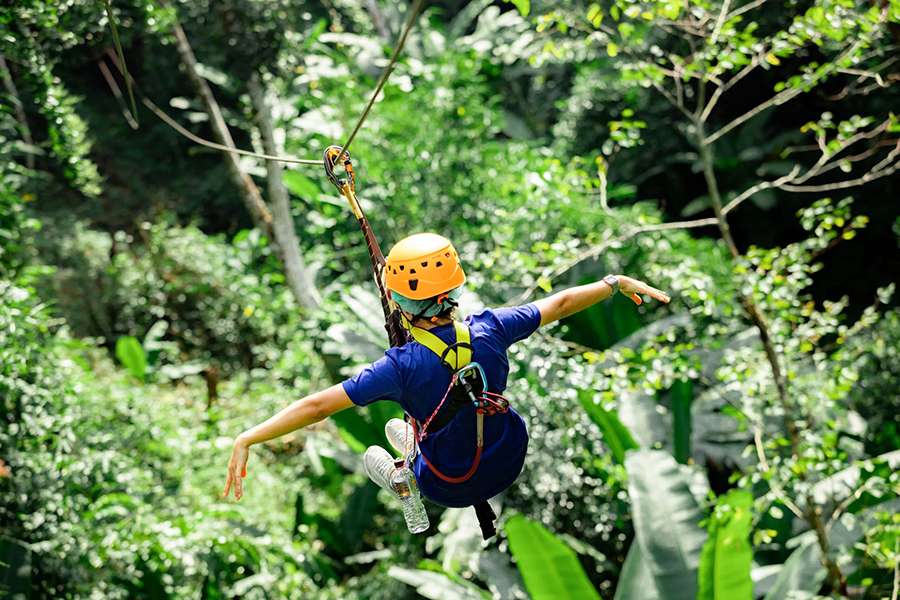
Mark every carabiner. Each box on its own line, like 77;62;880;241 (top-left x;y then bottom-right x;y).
323;145;355;193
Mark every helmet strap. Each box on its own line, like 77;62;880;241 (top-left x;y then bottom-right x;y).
411;298;438;324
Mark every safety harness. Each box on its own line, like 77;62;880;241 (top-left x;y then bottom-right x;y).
324;147;507;539
404;321;510;539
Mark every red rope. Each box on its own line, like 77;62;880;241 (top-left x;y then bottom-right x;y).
412;418;484;484
416;375;458;443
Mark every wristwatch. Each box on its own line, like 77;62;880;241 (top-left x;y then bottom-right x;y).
603;274;620;294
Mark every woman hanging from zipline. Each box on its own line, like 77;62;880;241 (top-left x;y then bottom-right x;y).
223;232;670;536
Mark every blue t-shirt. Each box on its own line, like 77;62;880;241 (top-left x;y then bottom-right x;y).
342;304;541;507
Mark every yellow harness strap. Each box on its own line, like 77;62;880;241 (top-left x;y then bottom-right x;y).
408;321;472;371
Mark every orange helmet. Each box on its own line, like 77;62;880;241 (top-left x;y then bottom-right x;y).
385;233;466;300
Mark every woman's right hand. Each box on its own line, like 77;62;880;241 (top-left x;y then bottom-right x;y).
222;436;250;501
618;276;671;305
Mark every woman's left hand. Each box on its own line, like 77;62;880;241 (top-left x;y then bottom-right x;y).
222;437;250;501
619;276;671;305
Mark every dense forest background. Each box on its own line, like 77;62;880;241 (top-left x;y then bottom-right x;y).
1;0;899;598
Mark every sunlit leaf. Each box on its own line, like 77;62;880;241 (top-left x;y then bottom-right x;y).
115;335;147;382
624;450;706;600
697;490;753;600
578;390;639;464
505;514;601;600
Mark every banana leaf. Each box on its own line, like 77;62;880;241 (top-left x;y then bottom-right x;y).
697;490;753;600
624;450;706;600
388;565;489;600
614;541;661;600
762;532;824;600
505;514;601;600
578;389;639;464
670;379;693;465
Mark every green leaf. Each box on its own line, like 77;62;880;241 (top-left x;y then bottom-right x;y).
115;335;147;382
624;450;706;600
508;0;530;17
505;514;601;600
330;397;403;453
578;390;639;463
587;4;603;27
762;533;825;600
614;541;662;600
671;379;693;464
388;565;489;599
607;42;619;57
697;490;753;600
282;170;321;199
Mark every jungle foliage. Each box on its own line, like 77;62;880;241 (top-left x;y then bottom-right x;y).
1;0;898;598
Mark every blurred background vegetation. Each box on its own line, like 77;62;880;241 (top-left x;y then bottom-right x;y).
1;0;898;598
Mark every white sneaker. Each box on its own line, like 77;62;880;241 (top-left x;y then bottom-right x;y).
363;445;396;493
385;418;415;457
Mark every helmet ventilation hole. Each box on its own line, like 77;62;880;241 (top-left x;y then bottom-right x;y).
436;261;443;267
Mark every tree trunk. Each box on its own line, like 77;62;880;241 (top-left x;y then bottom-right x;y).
247;72;322;310
168;15;274;235
364;0;391;42
696;127;846;594
168;11;322;311
0;54;35;169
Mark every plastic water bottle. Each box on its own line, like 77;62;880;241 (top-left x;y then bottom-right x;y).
391;464;429;534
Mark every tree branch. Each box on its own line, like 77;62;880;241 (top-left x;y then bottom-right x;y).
721;167;802;215
778;159;898;193
0;54;35;169
700;55;761;123
97;60;139;130
754;427;805;518
709;0;732;44
706;40;863;145
726;0;769;20
721;121;897;216
513;217;718;304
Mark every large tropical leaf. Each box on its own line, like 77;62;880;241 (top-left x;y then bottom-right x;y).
762;532;824;600
614;541;661;600
578;389;639;464
698;490;753;600
115;335;146;381
388;565;489;600
428;506;526;600
624;450;706;600
329;400;403;453
617;390;668;448
505;514;601;600
765;497;900;600
670;379;693;465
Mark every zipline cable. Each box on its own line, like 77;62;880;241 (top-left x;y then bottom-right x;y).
334;0;424;165
103;0;425;168
142;94;324;165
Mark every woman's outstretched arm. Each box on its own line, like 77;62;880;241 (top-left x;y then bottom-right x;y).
534;275;670;326
223;383;354;500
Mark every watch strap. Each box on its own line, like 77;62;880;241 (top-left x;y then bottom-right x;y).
603;274;620;294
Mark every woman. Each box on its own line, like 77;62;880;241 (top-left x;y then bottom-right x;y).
222;233;669;518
